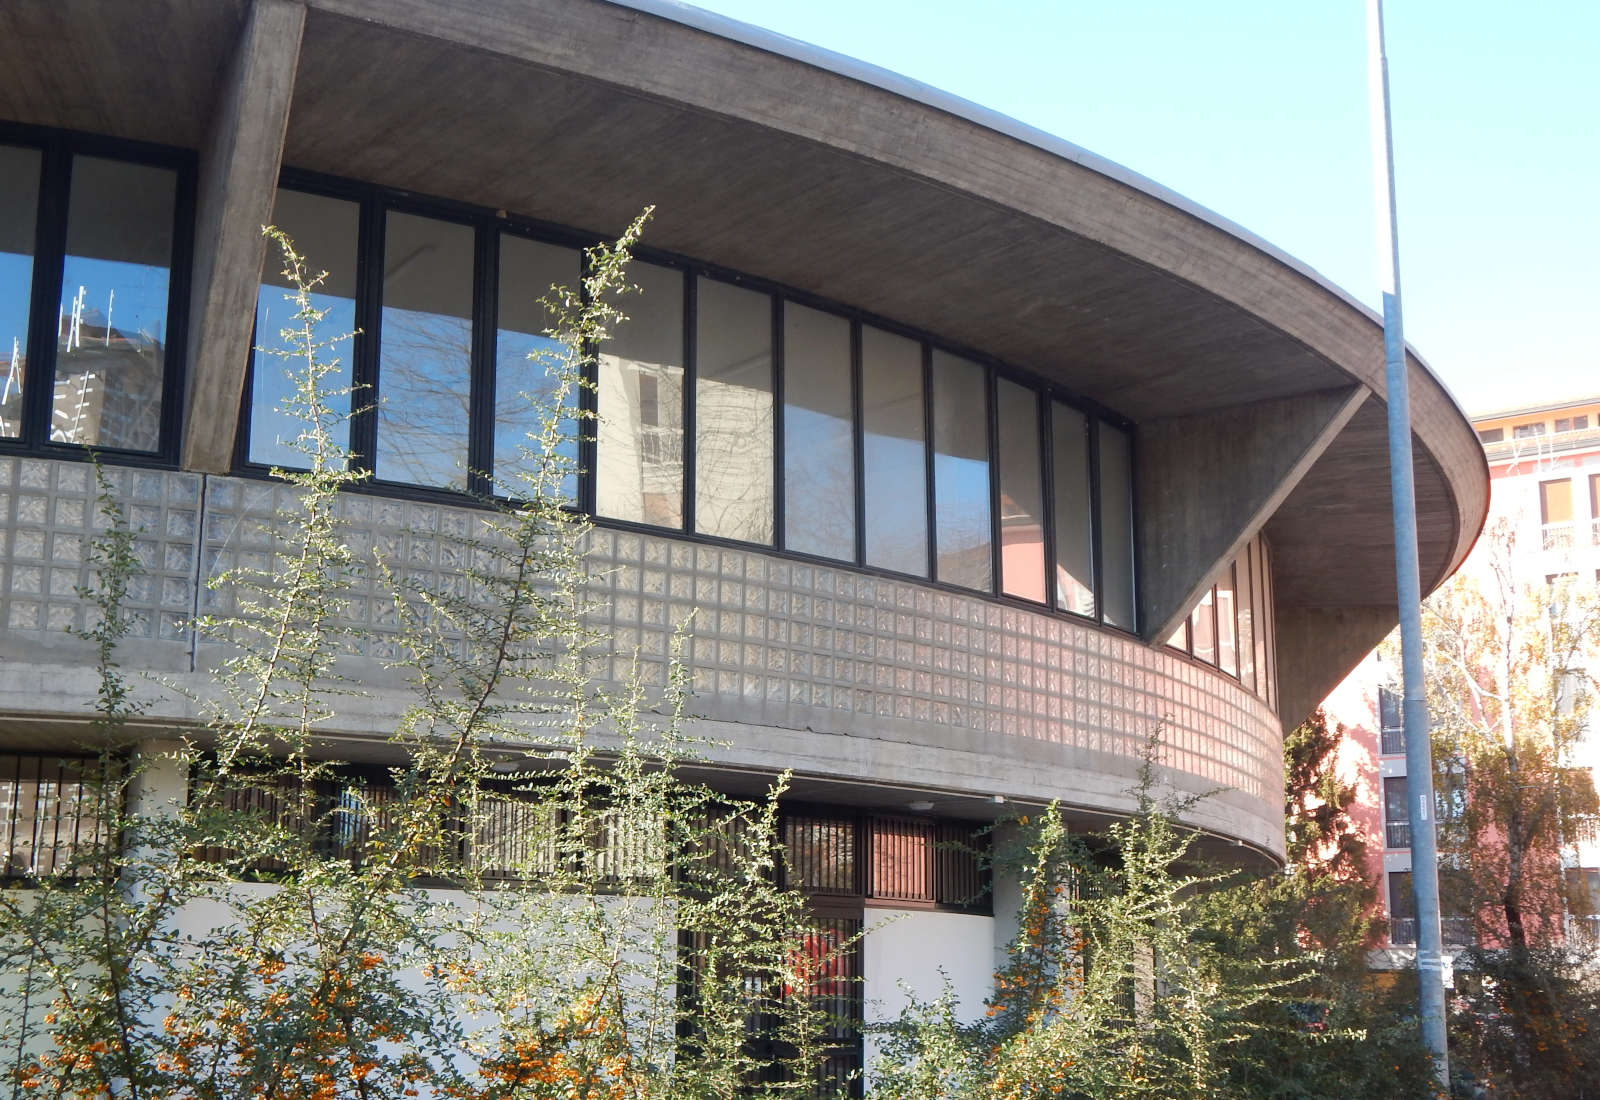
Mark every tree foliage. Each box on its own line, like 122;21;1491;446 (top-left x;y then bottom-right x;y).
0;221;845;1100
1420;518;1600;951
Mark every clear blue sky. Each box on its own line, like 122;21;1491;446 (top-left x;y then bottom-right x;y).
679;0;1596;416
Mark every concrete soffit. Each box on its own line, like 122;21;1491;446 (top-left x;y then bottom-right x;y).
182;0;308;474
1136;385;1369;645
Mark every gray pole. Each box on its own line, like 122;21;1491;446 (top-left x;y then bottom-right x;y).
1366;0;1450;1088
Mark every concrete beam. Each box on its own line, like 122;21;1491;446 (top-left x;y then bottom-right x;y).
182;0;306;474
1275;604;1397;732
1138;386;1368;644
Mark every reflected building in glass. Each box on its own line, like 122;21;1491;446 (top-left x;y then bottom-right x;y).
0;0;1489;1086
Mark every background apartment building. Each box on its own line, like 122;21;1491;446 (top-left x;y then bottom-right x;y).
1326;395;1600;966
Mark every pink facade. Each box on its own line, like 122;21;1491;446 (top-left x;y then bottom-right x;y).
1325;395;1600;964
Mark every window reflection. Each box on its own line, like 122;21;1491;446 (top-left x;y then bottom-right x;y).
695;278;773;543
783;304;854;561
495;236;581;499
932;351;991;591
376;212;474;488
53;156;175;452
997;379;1044;602
1216;562;1239;677
862;326;926;577
0;145;39;440
250;188;358;468
1191;586;1216;665
1098;422;1136;631
1237;544;1256;692
1052;403;1095;616
597;262;684;527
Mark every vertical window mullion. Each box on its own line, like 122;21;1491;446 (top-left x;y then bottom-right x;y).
851;320;865;566
349;195;383;476
1039;396;1058;613
467;224;496;496
986;366;1001;596
772;295;785;551
921;342;936;582
159;157;196;464
577;248;598;518
680;272;696;533
1087;417;1104;624
22;142;69;451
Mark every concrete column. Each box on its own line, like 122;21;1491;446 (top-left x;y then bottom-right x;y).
1137;386;1368;645
181;0;307;474
126;737;191;822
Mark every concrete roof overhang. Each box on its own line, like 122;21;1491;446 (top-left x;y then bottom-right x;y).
0;0;1489;725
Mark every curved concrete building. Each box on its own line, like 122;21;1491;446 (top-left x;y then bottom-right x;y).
0;0;1486;1078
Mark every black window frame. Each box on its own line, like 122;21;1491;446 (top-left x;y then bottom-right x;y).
0;121;196;468
0;751;118;884
236;167;1143;633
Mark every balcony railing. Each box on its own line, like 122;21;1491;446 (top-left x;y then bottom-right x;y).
1389;916;1474;947
1385;821;1411;849
1381;726;1406;756
1543;522;1575;552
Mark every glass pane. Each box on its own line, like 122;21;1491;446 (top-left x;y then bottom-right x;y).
932;350;990;591
1217;562;1239;677
1260;541;1276;711
495;236;581;499
53;156;175;451
1237;543;1257;692
1098;422;1136;630
862;325;926;576
1051;402;1095;616
250;188;358;467
1165;619;1189;652
597;262;684;527
376;212;474;488
0;145;40;440
1191;586;1216;665
782;304;854;561
1255;542;1272;704
997;379;1044;602
695;278;773;543
1383;776;1409;823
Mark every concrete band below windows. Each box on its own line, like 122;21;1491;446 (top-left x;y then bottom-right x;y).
0;458;1285;858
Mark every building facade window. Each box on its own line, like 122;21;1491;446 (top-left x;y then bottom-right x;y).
375;211;475;489
1383;775;1410;849
1539;478;1574;551
1051;401;1096;616
781;303;854;561
996;379;1046;603
494;235;582;499
931;350;991;591
1163;535;1277;705
0;754;110;880
1389;870;1417;945
0;130;192;461
251;189;359;467
240;172;1162;647
1379;687;1405;755
693;277;773;543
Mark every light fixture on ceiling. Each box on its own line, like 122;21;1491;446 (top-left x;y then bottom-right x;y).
907;800;935;813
